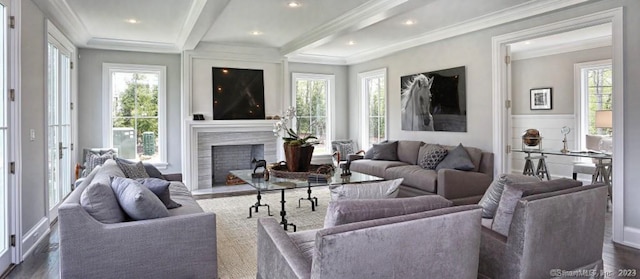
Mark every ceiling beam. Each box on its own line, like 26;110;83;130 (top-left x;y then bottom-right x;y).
279;0;411;56
176;0;231;51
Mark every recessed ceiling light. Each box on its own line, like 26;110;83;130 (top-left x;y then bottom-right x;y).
126;19;139;24
288;1;301;8
524;41;532;45
403;19;416;25
250;30;263;35
347;40;356;46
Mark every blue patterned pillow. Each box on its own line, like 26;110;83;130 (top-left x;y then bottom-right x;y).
419;144;448;169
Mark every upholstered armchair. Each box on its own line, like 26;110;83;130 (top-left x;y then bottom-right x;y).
478;183;608;279
257;197;483;279
572;134;612;180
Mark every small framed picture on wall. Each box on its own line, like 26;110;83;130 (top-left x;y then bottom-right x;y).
530;87;552;110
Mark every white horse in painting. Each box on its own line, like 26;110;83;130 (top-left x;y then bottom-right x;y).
401;74;435;131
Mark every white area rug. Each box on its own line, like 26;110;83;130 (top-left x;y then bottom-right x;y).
197;187;329;279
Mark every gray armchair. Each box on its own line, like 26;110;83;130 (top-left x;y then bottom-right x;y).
257;204;482;279
478;184;608;279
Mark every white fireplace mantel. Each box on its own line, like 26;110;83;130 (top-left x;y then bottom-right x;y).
182;119;282;191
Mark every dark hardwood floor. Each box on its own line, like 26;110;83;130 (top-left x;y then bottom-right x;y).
2;212;639;279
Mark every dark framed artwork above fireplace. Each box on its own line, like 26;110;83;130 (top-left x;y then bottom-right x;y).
212;67;265;120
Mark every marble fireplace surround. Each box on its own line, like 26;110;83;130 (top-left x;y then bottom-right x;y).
183;120;280;191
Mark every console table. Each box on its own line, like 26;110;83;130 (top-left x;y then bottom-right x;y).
513;149;612;187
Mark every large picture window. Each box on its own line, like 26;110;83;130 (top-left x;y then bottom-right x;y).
103;64;166;166
359;68;387;149
292;73;334;155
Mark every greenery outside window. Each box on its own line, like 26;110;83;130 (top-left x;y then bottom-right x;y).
292;73;335;155
103;63;166;167
576;59;612;150
359;68;387;149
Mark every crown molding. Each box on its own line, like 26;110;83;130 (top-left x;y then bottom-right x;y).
344;0;592;65
280;0;409;55
32;0;91;45
286;53;348;65
176;0;230;51
86;38;180;53
511;35;611;61
190;43;283;63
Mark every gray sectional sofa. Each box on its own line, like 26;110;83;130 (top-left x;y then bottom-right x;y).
350;140;494;204
58;159;217;279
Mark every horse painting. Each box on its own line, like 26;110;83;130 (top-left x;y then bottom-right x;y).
401;74;435;131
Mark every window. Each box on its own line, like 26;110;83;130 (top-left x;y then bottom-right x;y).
292;73;334;155
575;60;612;149
359;68;387;149
103;64;166;167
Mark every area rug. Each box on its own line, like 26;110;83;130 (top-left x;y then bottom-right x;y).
197;186;330;279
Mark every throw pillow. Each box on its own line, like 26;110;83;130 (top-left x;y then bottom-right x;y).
116;157;164;179
329;178;403;201
477;174;541;218
491;178;582;236
135;178;182;209
80;175;126;223
116;160;150;179
369;141;398;161
436;143;475;171
323;195;453;228
110;177;169;220
338;143;354;158
418;144;448;169
84;151;115;174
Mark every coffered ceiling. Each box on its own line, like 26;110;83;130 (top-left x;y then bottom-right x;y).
33;0;595;65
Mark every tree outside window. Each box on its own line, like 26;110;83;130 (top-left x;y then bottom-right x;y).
111;72;160;161
292;73;334;155
586;67;612;135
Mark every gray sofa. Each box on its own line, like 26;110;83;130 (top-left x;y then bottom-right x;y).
350;140;494;204
58;160;217;279
257;196;483;279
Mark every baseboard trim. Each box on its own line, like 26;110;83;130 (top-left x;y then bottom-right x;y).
21;217;50;259
620;226;640;250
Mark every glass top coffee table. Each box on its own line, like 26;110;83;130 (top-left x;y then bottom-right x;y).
230;169;383;231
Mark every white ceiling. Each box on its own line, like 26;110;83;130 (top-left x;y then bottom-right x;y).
33;0;595;65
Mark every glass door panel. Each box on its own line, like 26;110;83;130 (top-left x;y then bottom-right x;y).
0;0;11;273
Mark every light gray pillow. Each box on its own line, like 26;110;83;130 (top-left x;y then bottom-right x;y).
116;160;150;179
116;157;164;179
135;178;182;209
418;144;448;169
478;174;541;218
369;141;398;160
436;143;475;171
323;195;453;228
491;178;582;236
111;177;169;220
80;175;126;224
329;178;403;201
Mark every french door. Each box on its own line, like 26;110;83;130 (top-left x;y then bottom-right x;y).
47;39;73;221
0;0;12;273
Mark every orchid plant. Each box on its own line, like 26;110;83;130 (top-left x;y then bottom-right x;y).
273;106;318;146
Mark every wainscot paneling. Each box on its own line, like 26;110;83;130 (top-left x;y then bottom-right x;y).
510;114;579;179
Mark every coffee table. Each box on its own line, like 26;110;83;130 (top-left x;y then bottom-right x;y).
230;169;383;231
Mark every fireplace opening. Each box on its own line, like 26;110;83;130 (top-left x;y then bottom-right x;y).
211;144;264;186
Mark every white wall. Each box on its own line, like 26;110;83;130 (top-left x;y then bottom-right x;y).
20;0;47;240
348;0;640;247
77;49;182;173
512;46;611;115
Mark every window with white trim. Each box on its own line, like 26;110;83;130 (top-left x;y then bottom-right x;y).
103;64;166;167
292;73;334;155
576;60;612;149
359;68;387;150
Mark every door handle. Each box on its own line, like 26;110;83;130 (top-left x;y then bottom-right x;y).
58;142;68;159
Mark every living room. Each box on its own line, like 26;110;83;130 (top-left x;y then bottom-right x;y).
2;0;640;278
